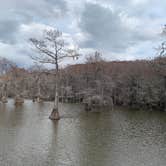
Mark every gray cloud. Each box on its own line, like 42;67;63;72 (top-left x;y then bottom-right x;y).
46;0;67;10
79;2;158;52
0;0;67;43
0;19;20;43
0;0;165;67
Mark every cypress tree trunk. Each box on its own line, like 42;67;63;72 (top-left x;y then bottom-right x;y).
2;83;8;103
37;77;42;103
49;62;60;120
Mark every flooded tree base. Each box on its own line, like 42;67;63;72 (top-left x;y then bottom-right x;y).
32;96;43;103
37;97;43;103
15;101;24;106
49;108;60;120
1;96;8;103
14;96;24;105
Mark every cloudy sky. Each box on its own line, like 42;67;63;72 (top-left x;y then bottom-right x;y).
0;0;165;67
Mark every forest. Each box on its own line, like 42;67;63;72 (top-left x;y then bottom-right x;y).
0;52;166;111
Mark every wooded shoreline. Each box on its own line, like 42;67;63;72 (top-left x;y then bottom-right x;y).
0;55;166;111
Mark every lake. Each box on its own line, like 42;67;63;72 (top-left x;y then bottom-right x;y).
0;99;166;166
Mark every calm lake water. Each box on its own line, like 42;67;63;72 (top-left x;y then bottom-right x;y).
0;99;166;166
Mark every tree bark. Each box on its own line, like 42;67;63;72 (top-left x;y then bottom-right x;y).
37;77;42;103
49;61;60;120
2;83;8;103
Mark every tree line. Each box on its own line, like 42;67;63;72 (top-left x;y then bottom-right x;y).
0;52;166;111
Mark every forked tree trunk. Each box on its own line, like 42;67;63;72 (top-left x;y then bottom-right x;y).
49;64;60;120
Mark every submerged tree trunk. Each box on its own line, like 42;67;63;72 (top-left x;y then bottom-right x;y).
37;77;42;103
14;95;24;105
1;83;8;103
49;63;60;120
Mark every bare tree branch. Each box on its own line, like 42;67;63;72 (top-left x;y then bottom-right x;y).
29;28;80;120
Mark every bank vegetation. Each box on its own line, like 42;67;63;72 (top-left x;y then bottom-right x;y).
0;52;166;111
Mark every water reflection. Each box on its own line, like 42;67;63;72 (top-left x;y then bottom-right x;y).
0;101;166;166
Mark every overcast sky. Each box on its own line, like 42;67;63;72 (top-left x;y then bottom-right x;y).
0;0;165;67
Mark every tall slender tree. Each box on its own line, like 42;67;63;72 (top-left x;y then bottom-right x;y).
29;29;79;120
